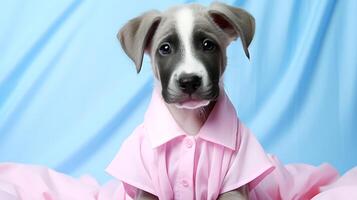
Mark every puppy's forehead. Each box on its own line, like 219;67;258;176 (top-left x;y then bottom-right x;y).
151;4;228;49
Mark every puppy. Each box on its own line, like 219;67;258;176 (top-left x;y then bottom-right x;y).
116;2;256;200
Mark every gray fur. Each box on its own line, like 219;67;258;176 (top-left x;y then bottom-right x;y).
118;10;161;73
208;2;255;59
118;2;255;73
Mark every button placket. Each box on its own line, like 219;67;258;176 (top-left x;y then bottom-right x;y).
175;136;196;199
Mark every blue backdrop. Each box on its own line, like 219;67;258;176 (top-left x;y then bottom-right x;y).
0;0;356;183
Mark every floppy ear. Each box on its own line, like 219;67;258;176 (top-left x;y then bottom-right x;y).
118;10;161;73
208;2;255;59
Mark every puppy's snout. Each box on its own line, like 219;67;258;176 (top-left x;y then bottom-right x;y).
178;73;202;94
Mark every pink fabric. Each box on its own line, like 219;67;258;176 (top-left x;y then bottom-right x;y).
0;163;123;200
0;89;356;199
1;161;356;200
312;167;357;199
250;155;340;200
106;89;274;199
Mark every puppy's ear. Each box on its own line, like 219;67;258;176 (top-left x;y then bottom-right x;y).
118;11;161;73
208;2;255;59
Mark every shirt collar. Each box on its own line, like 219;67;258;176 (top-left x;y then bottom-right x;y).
144;87;238;150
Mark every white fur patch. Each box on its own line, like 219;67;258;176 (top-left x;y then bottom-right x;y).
168;8;209;88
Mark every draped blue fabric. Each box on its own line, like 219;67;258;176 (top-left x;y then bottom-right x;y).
0;0;356;183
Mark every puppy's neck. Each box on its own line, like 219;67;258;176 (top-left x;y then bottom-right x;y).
165;101;215;136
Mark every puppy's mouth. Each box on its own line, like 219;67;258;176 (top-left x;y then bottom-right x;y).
162;86;219;109
175;98;210;109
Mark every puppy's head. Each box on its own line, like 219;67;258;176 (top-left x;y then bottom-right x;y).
119;2;255;109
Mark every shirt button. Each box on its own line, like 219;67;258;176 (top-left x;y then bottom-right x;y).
181;180;189;187
184;138;193;148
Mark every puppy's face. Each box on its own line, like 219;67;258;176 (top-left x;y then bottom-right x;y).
119;3;255;109
151;6;227;109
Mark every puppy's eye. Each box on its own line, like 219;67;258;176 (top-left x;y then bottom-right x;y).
202;39;216;51
158;42;172;55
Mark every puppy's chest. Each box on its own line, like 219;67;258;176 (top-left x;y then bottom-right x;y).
148;135;235;198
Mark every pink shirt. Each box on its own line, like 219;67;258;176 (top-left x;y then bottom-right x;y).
106;89;274;200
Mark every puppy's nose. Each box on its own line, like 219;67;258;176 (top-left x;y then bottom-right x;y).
178;73;202;94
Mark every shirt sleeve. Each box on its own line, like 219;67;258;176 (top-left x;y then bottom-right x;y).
220;122;275;194
105;126;156;198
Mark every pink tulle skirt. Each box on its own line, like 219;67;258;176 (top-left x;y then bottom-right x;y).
0;156;356;200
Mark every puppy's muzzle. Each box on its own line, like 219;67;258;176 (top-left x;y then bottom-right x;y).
177;73;202;95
